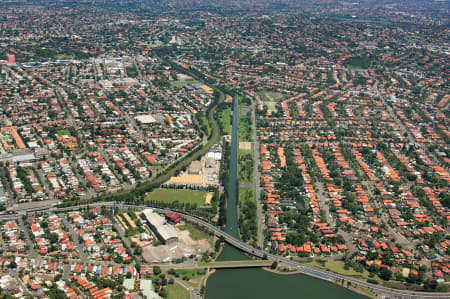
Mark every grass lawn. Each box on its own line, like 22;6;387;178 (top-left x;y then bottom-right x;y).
175;268;207;279
264;101;277;113
174;268;208;288
152;165;164;173
238;125;252;142
308;260;382;282
167;282;190;299
382;281;425;291
352;285;376;297
238;115;252;142
256;90;288;102
200;115;211;136
57;129;70;136
237;99;253;141
178;222;213;246
256;90;288;113
56;54;74;60
238;186;258;244
144;188;206;207
219;107;232;135
170;80;197;86
239;187;256;207
237;153;253;183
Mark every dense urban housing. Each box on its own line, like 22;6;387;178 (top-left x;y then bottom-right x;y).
0;0;448;298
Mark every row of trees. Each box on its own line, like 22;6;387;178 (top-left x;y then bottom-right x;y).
217;141;230;226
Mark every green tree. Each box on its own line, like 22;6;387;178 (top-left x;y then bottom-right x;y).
153;266;161;276
379;268;392;281
7;261;17;269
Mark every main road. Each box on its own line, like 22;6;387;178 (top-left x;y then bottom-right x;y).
2;201;449;299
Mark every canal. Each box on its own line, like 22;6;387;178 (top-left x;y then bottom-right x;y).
205;96;366;298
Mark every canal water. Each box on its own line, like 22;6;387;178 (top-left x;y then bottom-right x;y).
205;97;366;298
223;95;240;241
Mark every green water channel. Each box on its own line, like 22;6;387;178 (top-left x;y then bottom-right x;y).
205;96;366;299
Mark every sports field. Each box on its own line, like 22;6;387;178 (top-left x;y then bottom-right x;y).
239;141;252;151
144;188;207;206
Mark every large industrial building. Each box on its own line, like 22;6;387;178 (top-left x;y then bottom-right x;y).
163;144;222;189
141;209;178;245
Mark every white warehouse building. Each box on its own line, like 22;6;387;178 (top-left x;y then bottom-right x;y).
141;209;178;244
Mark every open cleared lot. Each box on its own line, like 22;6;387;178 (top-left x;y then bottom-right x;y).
142;226;211;263
144;188;206;206
178;222;214;246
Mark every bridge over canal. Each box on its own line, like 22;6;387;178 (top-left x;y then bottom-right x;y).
3;201;449;299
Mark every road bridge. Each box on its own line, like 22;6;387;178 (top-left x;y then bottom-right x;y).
207;262;272;269
1;201;450;299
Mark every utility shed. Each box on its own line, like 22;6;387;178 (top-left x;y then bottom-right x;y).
141;209;178;244
165;213;182;225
